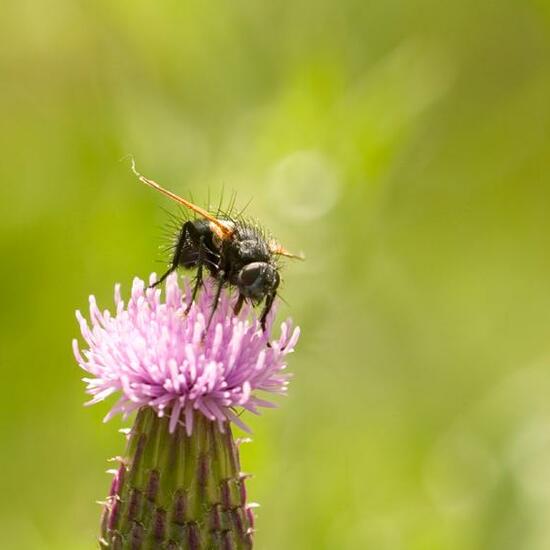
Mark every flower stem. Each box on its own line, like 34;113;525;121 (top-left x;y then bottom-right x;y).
99;407;254;549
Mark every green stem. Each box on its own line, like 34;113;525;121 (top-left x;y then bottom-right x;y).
99;408;254;549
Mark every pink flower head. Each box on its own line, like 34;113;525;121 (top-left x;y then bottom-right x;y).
73;273;300;435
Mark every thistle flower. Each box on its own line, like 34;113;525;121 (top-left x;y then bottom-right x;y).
73;273;300;548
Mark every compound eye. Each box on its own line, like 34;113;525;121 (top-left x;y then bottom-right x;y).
238;262;264;287
237;262;275;301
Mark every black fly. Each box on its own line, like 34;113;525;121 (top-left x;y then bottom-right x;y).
132;161;302;330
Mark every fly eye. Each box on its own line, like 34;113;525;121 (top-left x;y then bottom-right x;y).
238;263;264;287
238;262;279;302
237;262;276;301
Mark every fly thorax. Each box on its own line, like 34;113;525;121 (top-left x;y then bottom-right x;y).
234;239;270;264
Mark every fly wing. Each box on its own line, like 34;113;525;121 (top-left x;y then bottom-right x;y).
131;159;234;239
269;240;305;260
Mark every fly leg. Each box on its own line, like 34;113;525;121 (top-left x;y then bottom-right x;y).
233;293;245;316
151;221;194;288
260;291;277;332
205;271;226;333
184;234;206;314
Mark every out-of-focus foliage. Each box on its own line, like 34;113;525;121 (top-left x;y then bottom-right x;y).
1;1;550;548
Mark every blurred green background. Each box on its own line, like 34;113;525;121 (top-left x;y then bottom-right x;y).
2;0;550;548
